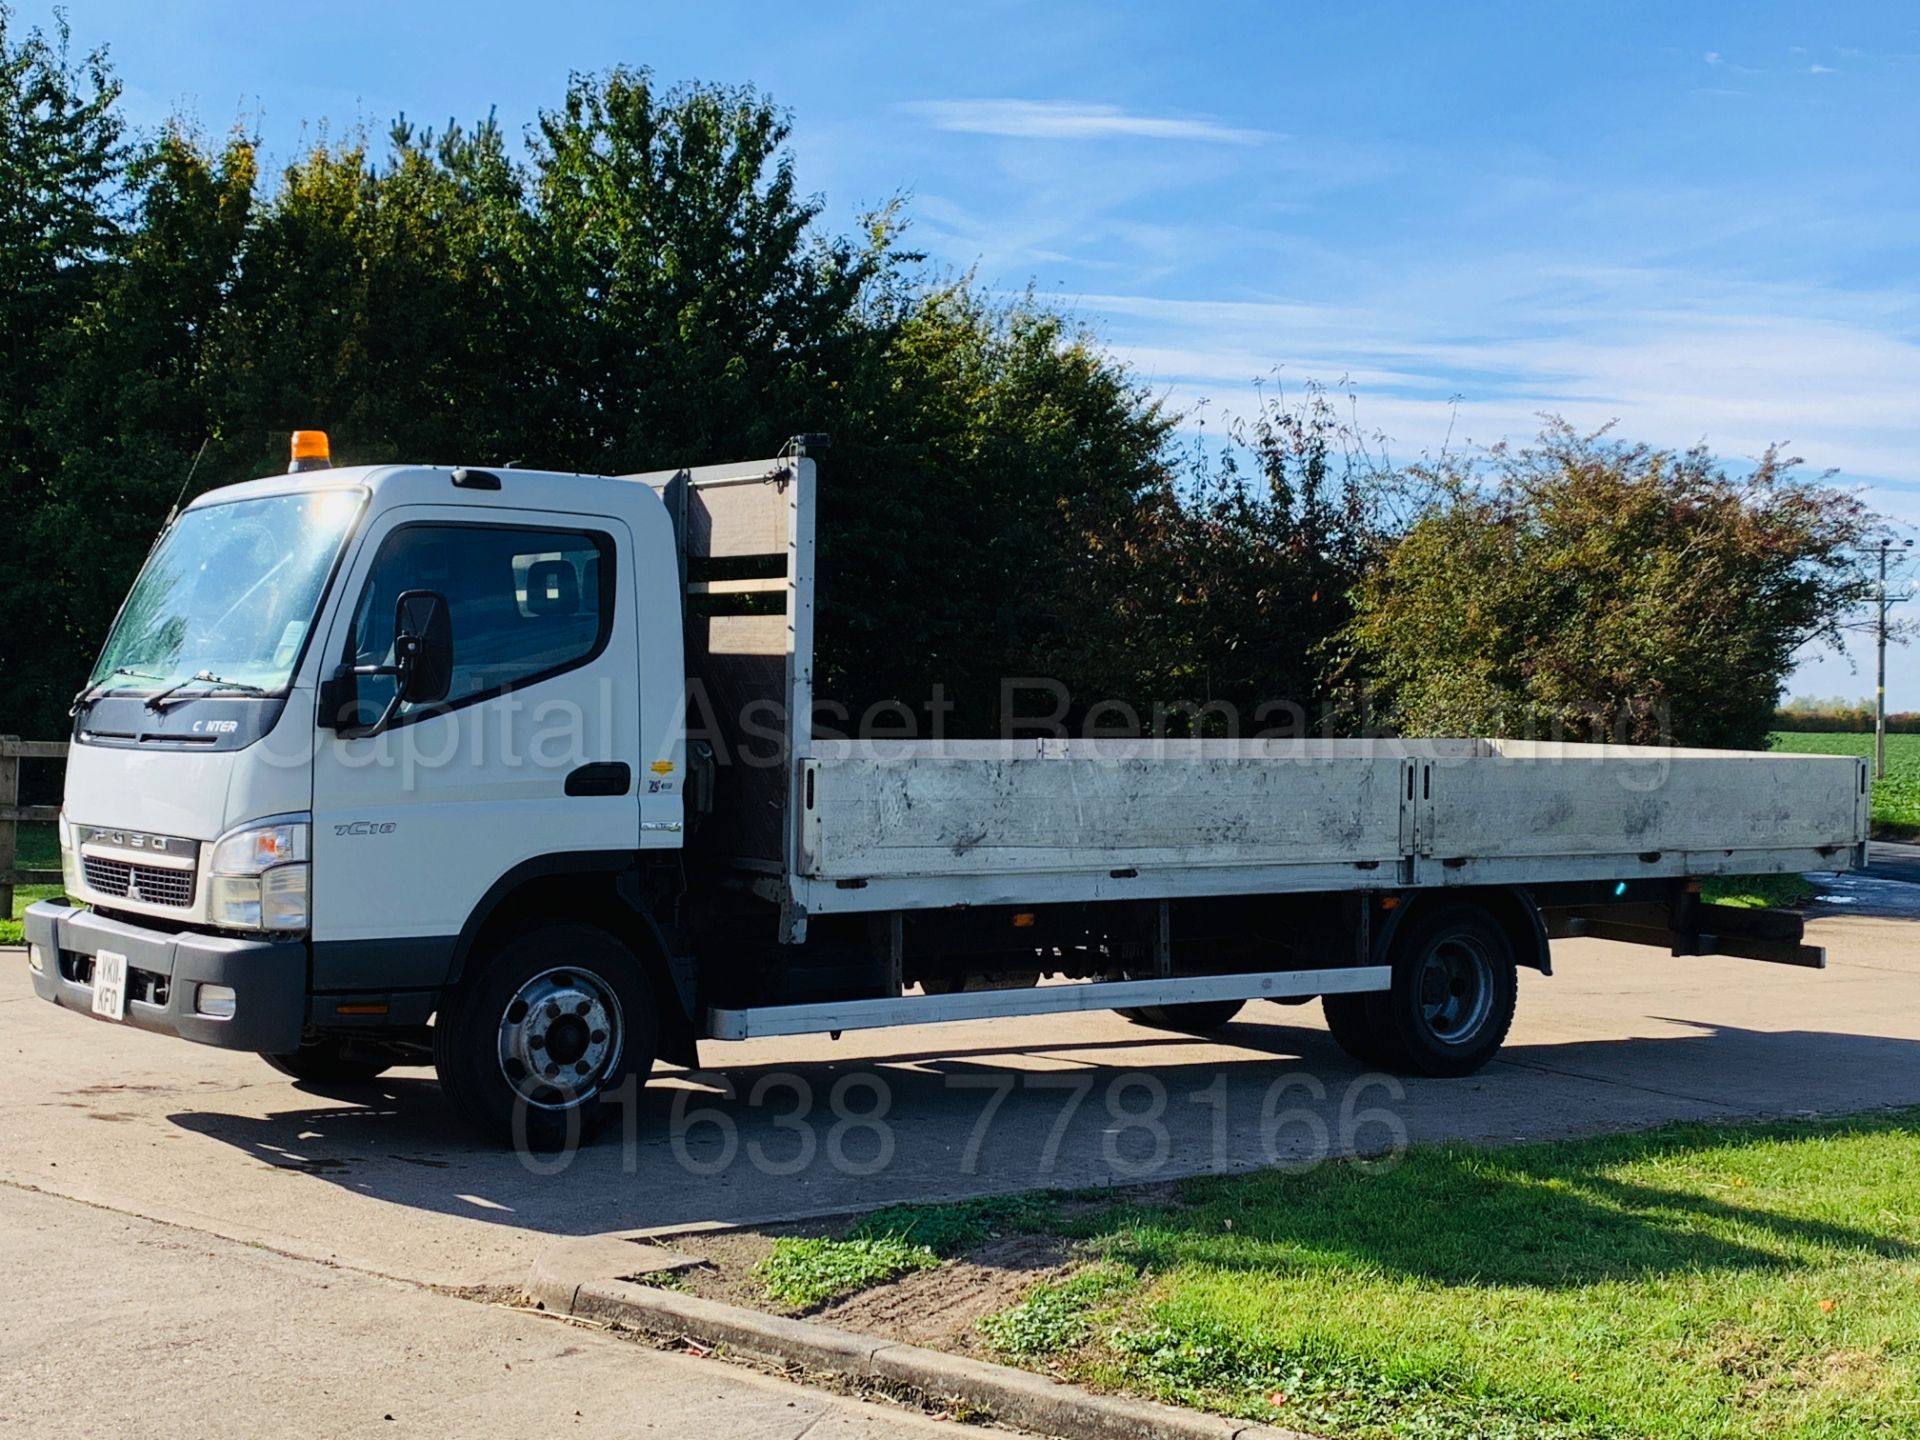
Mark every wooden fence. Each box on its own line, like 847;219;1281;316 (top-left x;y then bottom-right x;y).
0;737;68;919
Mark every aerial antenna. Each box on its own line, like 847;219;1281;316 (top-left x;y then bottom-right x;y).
157;437;210;540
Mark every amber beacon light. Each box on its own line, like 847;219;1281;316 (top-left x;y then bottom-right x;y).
288;430;332;473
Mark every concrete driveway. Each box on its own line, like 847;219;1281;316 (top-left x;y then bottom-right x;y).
3;864;1918;1290
0;1185;983;1440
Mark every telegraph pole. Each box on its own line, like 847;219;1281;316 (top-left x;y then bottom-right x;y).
1874;537;1915;780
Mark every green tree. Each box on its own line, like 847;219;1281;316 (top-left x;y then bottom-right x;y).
0;6;122;470
811;284;1174;733
209;114;533;476
1052;385;1384;735
524;67;891;473
1344;421;1874;748
0;5;127;738
15;127;257;741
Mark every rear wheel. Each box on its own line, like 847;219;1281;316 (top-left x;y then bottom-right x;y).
260;1038;392;1086
434;922;657;1150
1319;992;1390;1066
1117;999;1247;1033
1364;904;1517;1076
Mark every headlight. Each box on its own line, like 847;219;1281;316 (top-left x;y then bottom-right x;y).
211;820;307;874
209;816;310;933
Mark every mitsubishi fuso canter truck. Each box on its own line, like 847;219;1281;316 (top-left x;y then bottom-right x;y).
26;433;1872;1146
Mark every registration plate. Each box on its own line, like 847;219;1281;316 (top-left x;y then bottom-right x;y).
91;950;128;1021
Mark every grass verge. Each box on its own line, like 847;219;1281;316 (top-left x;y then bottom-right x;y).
753;1195;1054;1309
1700;873;1817;910
976;1262;1138;1356
748;1198;1059;1305
1;822;59;946
937;1111;1920;1439
756;1234;940;1309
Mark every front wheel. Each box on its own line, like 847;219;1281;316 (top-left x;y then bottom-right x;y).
260;1038;392;1086
1363;904;1518;1077
433;922;658;1150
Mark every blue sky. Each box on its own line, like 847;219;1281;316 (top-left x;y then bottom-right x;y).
28;0;1920;706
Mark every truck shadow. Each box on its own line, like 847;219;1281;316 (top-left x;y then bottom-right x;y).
166;1020;1920;1282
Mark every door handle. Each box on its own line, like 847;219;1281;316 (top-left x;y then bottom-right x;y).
565;762;631;797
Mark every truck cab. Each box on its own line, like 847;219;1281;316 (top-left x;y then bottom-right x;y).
31;448;698;1146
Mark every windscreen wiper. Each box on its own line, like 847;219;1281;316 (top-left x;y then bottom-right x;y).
144;670;272;710
70;667;164;715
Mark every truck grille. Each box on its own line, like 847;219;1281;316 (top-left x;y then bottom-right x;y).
82;855;195;909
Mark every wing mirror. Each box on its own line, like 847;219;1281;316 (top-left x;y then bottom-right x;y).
321;589;453;737
392;590;453;705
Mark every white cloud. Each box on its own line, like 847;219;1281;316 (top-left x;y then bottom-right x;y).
1074;279;1920;706
1810;63;1837;74
1065;277;1920;511
903;99;1273;146
1700;52;1766;76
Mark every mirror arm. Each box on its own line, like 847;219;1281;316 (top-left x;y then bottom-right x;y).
329;656;414;740
324;591;446;738
338;691;407;741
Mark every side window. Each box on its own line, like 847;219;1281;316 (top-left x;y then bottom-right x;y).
346;524;613;723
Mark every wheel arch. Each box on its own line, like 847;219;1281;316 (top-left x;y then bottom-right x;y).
448;851;700;1066
1374;885;1552;976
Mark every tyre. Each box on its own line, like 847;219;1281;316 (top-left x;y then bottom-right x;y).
433;922;658;1150
260;1038;392;1085
1319;992;1390;1066
1117;999;1247;1033
1363;903;1518;1077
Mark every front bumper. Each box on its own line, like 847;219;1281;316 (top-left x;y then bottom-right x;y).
25;901;306;1053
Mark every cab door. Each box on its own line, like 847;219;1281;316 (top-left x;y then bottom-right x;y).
309;504;638;984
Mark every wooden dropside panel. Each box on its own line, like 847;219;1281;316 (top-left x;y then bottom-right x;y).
799;753;1408;878
1424;750;1866;860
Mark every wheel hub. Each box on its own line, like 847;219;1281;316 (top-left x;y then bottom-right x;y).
497;968;622;1109
1417;936;1494;1044
545;1013;591;1067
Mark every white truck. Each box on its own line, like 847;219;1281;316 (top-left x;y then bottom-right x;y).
27;435;1872;1147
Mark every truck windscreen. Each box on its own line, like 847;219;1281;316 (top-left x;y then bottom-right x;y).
87;489;365;699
